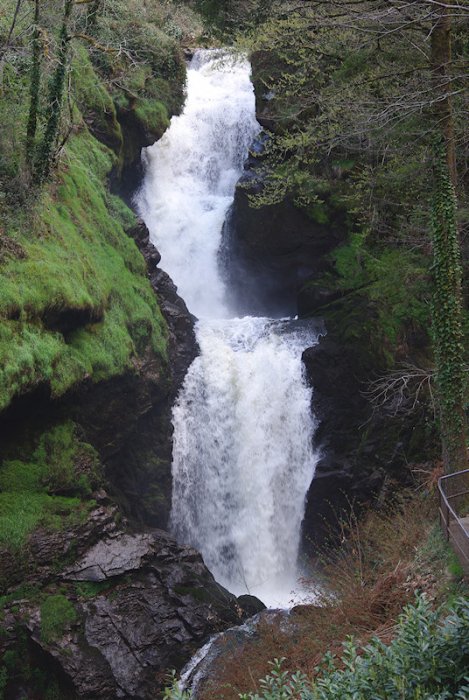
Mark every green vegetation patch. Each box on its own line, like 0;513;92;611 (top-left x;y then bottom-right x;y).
0;129;168;411
40;594;77;643
134;98;170;135
74;580;113;598
0;493;82;551
0;421;100;550
302;228;430;362
71;44;122;154
240;597;469;700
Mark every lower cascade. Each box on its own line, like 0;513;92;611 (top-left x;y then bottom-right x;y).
171;318;320;605
138;49;320;607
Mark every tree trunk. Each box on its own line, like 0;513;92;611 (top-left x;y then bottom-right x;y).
34;0;74;183
430;5;457;185
26;0;41;158
0;0;23;95
430;7;467;473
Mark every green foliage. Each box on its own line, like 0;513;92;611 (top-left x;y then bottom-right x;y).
71;44;122;153
89;2;187;115
40;594;77;643
34;0;74;183
0;130;168;411
164;672;190;700
0;422;100;550
195;0;268;35
25;0;42;158
231;597;469;700
304;229;430;355
430;142;467;469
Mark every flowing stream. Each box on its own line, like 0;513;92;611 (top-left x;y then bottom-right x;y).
138;49;320;607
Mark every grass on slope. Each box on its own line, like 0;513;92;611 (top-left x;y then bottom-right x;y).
0;421;101;550
0;129;168;411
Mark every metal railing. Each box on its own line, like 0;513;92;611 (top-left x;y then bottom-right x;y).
438;468;469;576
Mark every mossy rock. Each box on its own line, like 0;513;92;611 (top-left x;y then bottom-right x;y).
72;44;123;156
0;129;169;412
40;594;77;643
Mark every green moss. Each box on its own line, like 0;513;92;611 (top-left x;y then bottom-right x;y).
40;594;77;643
0;129;168;411
0;422;101;495
134;99;170;135
306;200;329;225
74;580;112;598
71;44;122;154
0;492;82;550
0;585;41;611
0;422;101;550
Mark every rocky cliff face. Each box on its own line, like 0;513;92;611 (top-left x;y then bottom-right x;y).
221;146;347;318
1;504;258;699
0;217;204;698
89;218;198;530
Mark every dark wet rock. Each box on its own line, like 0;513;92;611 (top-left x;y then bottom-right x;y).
16;530;252;700
180;608;300;699
114;104;166;205
221;153;347;318
42;305;104;336
301;330;434;549
0;500;122;590
237;594;266;616
128;218;198;391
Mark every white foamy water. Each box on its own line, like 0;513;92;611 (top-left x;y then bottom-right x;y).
138;49;259;319
138;50;320;608
171;317;320;606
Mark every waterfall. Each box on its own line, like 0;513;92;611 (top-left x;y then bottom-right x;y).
138;49;320;607
138;49;259;319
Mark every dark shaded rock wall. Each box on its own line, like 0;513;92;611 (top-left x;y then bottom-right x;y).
221;148;347;318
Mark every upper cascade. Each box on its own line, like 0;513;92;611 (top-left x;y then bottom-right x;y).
137;49;260;320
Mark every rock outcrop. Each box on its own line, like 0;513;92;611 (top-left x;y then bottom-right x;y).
221;143;347;318
2;525;254;699
127;218;198;391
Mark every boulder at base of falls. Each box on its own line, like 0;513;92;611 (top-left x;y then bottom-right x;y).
4;527;253;700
